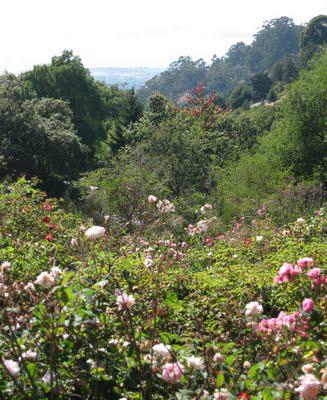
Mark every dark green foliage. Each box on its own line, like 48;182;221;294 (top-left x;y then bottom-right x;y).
228;82;253;109
270;55;299;83
249;17;303;71
207;60;252;98
23;51;143;152
0;75;86;194
23;50;108;147
137;56;208;103
300;15;327;66
148;94;175;125
121;87;143;124
250;72;273;101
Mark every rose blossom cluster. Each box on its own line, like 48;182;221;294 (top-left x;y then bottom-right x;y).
3;359;20;377
274;257;325;286
187;218;217;236
156;199;175;214
257;311;308;337
295;373;321;399
155;240;185;261
151;343;184;382
302;298;314;313
214;389;231;399
200;203;213;215
162;362;184;383
1;260;10;274
274;262;302;283
0;261;11;296
115;290;135;311
144;246;155;267
147;195;157;204
245;301;263;317
151;343;205;383
307;268;326;287
34;266;62;289
257;204;267;216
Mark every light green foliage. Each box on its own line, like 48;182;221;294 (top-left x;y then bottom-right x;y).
215;51;327;221
269;51;327;180
216;151;285;219
79;162;169;227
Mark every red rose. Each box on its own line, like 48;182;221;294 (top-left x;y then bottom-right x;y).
41;203;52;211
45;234;53;242
237;392;249;400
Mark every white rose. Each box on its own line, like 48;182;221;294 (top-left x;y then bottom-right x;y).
3;359;20;377
245;301;263;317
186;355;204;370
152;343;171;357
35;272;55;288
85;226;105;240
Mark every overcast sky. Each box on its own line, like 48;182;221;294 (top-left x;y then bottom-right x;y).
2;0;326;73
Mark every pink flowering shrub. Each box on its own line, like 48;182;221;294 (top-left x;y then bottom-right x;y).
0;181;325;399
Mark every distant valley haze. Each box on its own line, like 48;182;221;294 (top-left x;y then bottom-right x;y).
89;66;163;88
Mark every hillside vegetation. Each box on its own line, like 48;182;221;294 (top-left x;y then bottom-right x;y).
0;13;326;400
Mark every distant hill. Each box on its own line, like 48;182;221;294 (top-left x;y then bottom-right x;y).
137;17;304;104
89;66;163;89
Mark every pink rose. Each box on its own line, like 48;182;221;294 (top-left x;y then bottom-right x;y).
148;195;157;204
162;362;184;383
302;299;314;313
297;257;314;268
295;374;320;399
278;262;293;276
307;268;321;279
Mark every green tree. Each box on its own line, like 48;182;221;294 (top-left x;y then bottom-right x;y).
272;50;327;179
228;82;253;109
249;17;303;71
137;56;208;103
0;75;86;194
270;55;298;83
250;72;273;101
23;50;108;147
299;15;327;66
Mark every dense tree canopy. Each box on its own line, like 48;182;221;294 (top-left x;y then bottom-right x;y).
0;74;86;193
299;15;327;65
23;51;108;147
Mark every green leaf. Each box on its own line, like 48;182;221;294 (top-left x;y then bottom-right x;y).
26;362;37;377
216;373;225;388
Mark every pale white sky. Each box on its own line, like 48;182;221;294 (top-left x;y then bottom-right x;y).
2;0;326;73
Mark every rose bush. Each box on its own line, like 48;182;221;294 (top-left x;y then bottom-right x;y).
0;180;325;399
